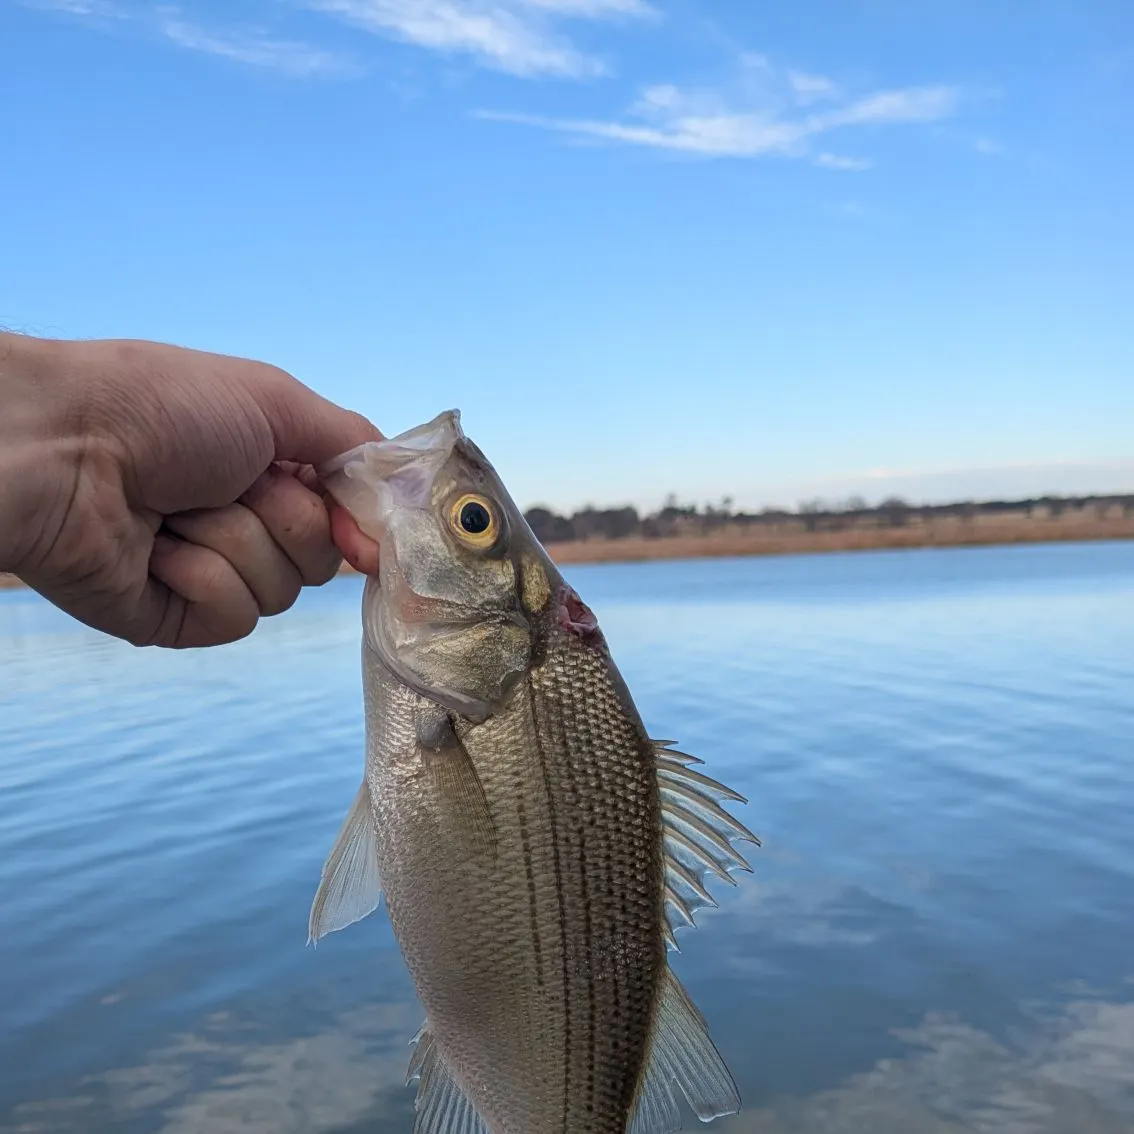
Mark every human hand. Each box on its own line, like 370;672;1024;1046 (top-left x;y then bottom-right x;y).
0;331;381;647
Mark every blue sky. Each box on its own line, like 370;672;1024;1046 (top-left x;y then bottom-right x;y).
2;0;1132;512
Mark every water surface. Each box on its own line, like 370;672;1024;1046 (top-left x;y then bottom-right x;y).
2;541;1132;1133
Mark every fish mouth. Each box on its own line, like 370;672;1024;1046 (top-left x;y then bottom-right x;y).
320;409;527;721
316;410;465;545
318;409;464;485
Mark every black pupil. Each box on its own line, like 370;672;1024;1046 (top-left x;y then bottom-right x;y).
460;501;491;535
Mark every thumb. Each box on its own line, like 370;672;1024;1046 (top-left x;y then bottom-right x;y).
258;367;384;466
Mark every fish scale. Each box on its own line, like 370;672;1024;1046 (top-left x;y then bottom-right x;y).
307;410;759;1134
523;634;665;1134
366;635;661;1134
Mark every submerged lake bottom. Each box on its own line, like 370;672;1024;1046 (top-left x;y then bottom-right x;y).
1;541;1132;1133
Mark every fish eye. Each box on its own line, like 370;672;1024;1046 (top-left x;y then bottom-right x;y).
449;493;498;548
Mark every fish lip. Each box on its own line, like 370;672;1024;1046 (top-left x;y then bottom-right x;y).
316;409;464;483
316;411;464;546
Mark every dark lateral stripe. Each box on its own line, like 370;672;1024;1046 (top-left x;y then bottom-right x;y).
527;682;572;1134
559;682;597;1125
516;793;544;989
579;837;596;1121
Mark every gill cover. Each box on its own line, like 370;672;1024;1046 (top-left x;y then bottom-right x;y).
318;411;531;722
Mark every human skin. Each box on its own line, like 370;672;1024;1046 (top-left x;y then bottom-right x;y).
0;331;381;647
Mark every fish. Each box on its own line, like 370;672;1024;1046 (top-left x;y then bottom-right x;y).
308;410;759;1134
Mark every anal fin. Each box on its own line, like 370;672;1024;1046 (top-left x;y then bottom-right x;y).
629;967;740;1134
407;1026;489;1134
307;780;383;944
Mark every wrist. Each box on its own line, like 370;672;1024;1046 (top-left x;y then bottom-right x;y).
0;332;93;576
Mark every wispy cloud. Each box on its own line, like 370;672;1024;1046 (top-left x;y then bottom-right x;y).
815;152;872;171
828;85;959;126
22;0;360;78
18;0;123;16
157;10;360;77
516;0;652;13
303;0;655;78
788;68;839;105
477;58;963;162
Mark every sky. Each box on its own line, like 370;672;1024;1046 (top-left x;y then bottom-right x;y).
2;0;1132;513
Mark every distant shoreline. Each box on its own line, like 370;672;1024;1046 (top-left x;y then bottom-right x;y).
2;513;1131;592
539;515;1134;565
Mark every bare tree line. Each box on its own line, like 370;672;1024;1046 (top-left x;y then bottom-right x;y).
522;492;1134;544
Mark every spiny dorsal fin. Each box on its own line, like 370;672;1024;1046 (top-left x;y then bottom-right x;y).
628;966;741;1134
407;1026;489;1134
652;740;759;948
307;780;382;945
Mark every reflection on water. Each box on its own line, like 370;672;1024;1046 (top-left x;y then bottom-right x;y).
8;985;1134;1132
2;542;1133;1133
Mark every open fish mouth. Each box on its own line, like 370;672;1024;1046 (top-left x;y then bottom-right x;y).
318;410;464;493
316;411;467;569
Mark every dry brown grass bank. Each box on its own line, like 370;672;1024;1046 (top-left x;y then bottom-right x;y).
542;511;1134;565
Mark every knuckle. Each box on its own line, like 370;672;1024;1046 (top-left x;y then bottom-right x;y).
258;361;295;387
344;410;375;438
126;623;160;648
206;593;259;645
238;470;273;509
262;577;302;617
222;504;266;553
196;554;235;600
243;471;339;585
307;550;343;587
229;612;259;643
280;498;336;580
292;499;330;553
211;616;257;648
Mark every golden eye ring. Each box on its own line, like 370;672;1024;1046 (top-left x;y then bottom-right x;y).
449;493;498;548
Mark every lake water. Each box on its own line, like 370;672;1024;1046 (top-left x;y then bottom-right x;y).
1;541;1132;1134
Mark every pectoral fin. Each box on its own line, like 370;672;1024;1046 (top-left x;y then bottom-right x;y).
307;780;383;945
417;710;497;860
628;966;741;1134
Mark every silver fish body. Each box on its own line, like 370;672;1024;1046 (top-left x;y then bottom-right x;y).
309;412;758;1134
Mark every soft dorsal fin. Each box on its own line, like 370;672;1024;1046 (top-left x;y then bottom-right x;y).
653;740;760;950
628;966;741;1134
406;1026;490;1134
307;780;383;945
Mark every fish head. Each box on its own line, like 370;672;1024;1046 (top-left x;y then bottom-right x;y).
319;410;558;722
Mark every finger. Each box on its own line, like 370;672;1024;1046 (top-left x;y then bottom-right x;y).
164;502;303;617
239;466;342;586
330;504;380;577
293;463;326;496
148;534;260;647
268;461;326;502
